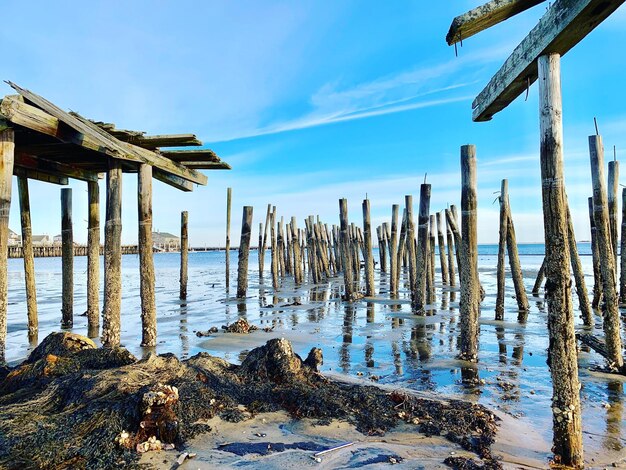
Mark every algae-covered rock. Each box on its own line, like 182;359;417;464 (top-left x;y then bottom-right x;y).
27;332;96;363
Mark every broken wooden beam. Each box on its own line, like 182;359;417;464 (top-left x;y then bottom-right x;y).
472;0;625;121
15;152;98;182
447;0;545;45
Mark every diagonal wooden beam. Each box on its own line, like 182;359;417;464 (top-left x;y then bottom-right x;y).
153;169;194;192
15;152;99;182
472;0;625;122
447;0;546;45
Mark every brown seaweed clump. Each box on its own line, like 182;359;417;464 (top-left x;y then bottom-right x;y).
0;333;500;469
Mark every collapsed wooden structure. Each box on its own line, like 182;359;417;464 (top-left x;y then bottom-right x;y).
0;81;230;361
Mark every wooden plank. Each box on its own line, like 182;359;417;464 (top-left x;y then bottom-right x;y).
447;0;545;45
133;134;201;149
153;168;194;192
472;0;626;122
0;129;14;362
178;161;231;169
15;152;99;182
4;83;208;186
159;149;220;162
12;167;68;185
138;164;157;347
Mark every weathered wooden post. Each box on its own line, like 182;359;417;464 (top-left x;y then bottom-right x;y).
495;179;508;320
291;217;303;284
102;159;123;347
565;203;592;326
137;164;156;346
539;53;582;464
532;258;546;296
362;199;375;297
17;177;37;337
339;199;355;300
608;160;619;271
376;226;385;273
445;210;456;287
389;205;399;297
87;180;100;336
459;145;479;362
0;129;14;362
589;133;624;370
429;214;436;290
621;188;626;305
589;197;602;308
270;208;279;289
436;211;449;285
225;187;232;291
61;188;73;328
180;211;189;300
447;205;463;276
413;186;430;312
259;204;271;279
236;206;253;299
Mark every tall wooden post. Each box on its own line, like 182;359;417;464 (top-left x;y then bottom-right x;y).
17;177;37;336
532;257;546;296
0;129;14;363
608;160;619;271
180;211;188;300
436;211;449;285
620;188;626;305
237;206;253;299
495;179;508;321
87;181;100;336
445;211;456;287
565;203;592;326
339;199;354;300
538;54;582;467
414;186;430;312
389;205;399;297
102;159;123;347
589;197;602;308
459;145;479;362
589;134;624;370
291;217;303;284
138;164;156;347
259;204;271;278
225;187;232;291
362;199;375;297
61;188;73;328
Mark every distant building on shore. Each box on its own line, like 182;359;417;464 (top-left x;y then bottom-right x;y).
152;231;180;252
8;229;21;247
33;235;52;247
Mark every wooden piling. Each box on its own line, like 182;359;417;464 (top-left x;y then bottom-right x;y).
396;208;408;288
566;203;592;326
259;204;271;278
502;181;530;317
102;159;123;347
620;188;626;305
61;188;73;328
291;217;303;284
459;144;479;362
362;199;375;297
436;212;449;285
87;181;100;336
589;197;602;308
180;211;189;300
531;257;546;296
428;214;437;302
225;187;232;290
339;199;355;300
538;53;582;466
445;211;456;287
0;129;14;362
270;208;279;289
236;206;253;298
447;206;463;276
376;226;385;273
17;177;37;336
389;205;399;297
495;179;508;321
413;186;430;312
137;164;156;346
589;133;623;370
608;160;619;271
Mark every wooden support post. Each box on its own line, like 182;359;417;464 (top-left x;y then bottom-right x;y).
502;182;530;317
538;54;583;466
138;164;156;346
436;211;449;285
589;134;624;370
362;199;375;297
620;188;626;305
225;187;232;291
291;217;303;284
414;186;430;312
428;214;437;300
259;204;271;279
102;159;123;347
61;188;73;328
396;208;408;286
180;211;189;300
278;217;286;278
566;203;592;326
448;205;463;275
236;206;253;299
339;199;354;300
495;179;508;320
445;211;456;287
589;197;602;308
532;257;546;295
389;205;399;297
0;129;13;362
87;180;100;337
608;160;619;271
459;145;480;362
376;226;384;273
271;207;279;289
17;176;37;336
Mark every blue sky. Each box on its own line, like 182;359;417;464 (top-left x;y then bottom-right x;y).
1;1;626;245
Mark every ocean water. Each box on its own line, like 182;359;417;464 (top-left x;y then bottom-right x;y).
4;243;625;465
